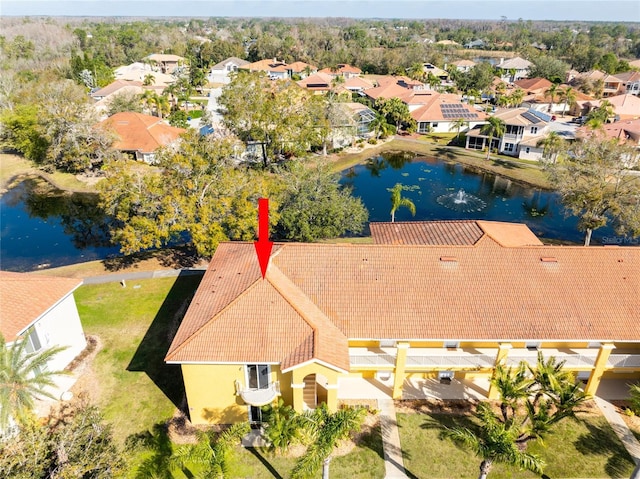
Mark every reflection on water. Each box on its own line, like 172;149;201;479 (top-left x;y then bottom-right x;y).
341;152;618;244
1;178;119;271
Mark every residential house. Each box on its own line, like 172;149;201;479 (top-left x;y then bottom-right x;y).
286;61;317;79
571;70;625;97
496;56;532;83
407;92;488;134
465;107;551;160
578;118;640;151
615;71;640;96
144;54;185;74
317;63;362;79
464;39;485;49
165;220;640;425
0;272;87;388
628;59;640;70
422;63;448;81
296;72;336;93
364;76;425;102
325;102;377;148
97;112;186;163
449;59;476;73
434;40;460;47
572;94;640;121
114;62;176;87
208;57;250;84
90;80;144;101
240;58;290;79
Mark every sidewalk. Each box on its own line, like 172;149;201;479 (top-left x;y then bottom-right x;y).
81;267;206;284
594;396;640;465
378;399;408;479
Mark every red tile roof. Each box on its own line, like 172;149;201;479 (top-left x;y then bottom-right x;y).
0;272;82;342
98;112;186;154
166;224;640;369
318;64;362;75
371;221;485;245
514;77;552;93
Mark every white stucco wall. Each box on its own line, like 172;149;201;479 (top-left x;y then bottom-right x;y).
31;293;86;372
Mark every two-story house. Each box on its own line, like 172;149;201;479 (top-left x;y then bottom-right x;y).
165;220;640;426
208;57;250;84
465;108;551;160
496;57;532;83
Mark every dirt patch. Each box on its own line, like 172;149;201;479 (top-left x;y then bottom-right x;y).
395;398;480;416
69;335;103;405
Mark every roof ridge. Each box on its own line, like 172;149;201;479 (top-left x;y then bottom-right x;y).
266;264;349;372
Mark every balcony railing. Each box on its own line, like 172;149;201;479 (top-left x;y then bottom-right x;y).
503;133;523;142
235;380;281;406
608;354;640;369
506;354;597;369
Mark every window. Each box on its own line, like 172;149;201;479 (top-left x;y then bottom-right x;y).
525;147;530;154
444;341;459;349
531;126;538;134
418;122;429;133
503;143;514;152
432;122;438;129
246;364;270;389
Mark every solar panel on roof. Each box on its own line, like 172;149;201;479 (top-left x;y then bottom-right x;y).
528;109;552;122
521;112;542;124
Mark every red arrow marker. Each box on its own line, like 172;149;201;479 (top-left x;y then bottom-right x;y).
254;198;273;279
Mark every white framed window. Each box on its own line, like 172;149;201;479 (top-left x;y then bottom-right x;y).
246;364;270;390
432;122;439;128
504;143;514;152
531;126;538;134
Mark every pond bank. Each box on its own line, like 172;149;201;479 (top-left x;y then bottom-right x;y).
327;136;552;190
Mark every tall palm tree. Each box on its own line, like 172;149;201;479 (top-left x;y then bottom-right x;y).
388;183;416;222
490;362;533;423
446;402;544;479
480;117;506;160
449;118;469;145
560;86;577;117
544;83;559;112
291;404;365;479
407;62;425;82
369;112;393;140
0;333;68;430
140;89;156;115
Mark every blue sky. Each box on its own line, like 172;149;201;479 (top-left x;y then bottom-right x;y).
2;1;639;22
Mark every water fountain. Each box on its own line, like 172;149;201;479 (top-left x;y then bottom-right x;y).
437;189;487;212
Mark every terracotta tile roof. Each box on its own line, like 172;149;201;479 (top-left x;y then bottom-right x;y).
98;112;186;154
241;59;289;73
409;93;488;122
145;54;184;62
514;78;552;93
167;225;640;369
0;272;82;342
288;61;317;73
318;64;362;75
371;221;485;245
475;221;543;247
91;80;143;98
578;119;640;145
343;76;375;90
296;72;333;90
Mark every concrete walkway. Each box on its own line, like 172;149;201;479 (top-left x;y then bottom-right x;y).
82;267;206;284
378;399;409;479
594;396;640;465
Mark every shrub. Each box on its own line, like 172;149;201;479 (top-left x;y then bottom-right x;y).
629;383;640;414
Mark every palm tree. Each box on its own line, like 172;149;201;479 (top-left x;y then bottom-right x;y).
544;83;559;112
369;112;393;140
490;362;533;423
0;333;68;430
426;72;441;91
170;422;249;478
140;89;156;115
560;86;577;117
142;73;155;86
449;118;469;145
509;88;524;108
153;93;171;119
536;131;564;163
291;404;365;479
388;183;416;222
445;402;544;479
407;62;425;81
480;117;506;160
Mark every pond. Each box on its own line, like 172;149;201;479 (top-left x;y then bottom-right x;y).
0;178;119;272
340;151;622;245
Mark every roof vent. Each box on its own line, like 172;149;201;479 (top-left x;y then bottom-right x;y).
440;256;457;262
540;257;557;263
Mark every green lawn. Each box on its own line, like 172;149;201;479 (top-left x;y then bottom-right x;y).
397;412;636;479
75;277;385;478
